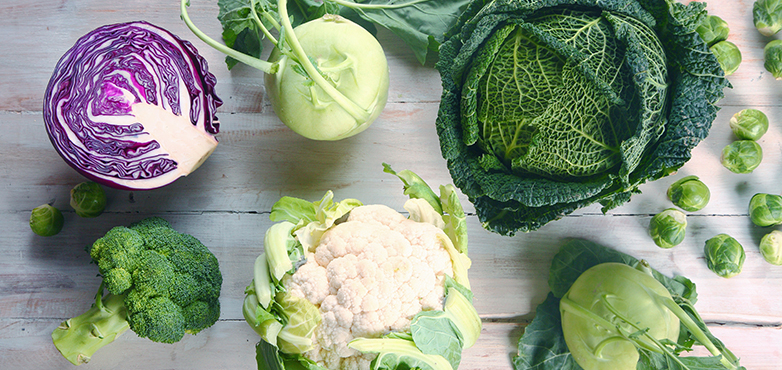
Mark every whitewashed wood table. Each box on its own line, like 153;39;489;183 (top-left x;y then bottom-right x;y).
1;0;781;369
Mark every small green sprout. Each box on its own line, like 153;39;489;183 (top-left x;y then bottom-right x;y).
696;15;729;47
749;193;782;227
729;109;769;141
70;181;106;218
721;140;762;174
30;204;64;237
710;41;741;76
754;0;782;36
649;208;687;249
667;176;710;211
704;234;745;278
760;230;782;265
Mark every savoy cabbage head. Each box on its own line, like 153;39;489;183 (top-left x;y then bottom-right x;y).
436;0;729;235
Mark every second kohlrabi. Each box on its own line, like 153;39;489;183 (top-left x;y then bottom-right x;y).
181;0;470;141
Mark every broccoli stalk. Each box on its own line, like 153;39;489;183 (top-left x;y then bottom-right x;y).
52;283;130;365
51;217;222;365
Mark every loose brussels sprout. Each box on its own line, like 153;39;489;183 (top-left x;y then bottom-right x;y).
729;109;769;141
764;40;782;80
649;208;687;249
667;175;710;211
696;15;729;47
710;41;741;76
749;193;782;227
30;204;64;237
760;230;782;265
721;140;763;174
704;234;745;278
754;0;782;36
70;181;106;218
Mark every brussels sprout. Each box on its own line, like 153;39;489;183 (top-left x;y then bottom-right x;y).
710;41;741;76
754;0;782;36
749;193;782;227
30;204;64;237
667;175;710;211
764;40;782;80
70;181;106;218
696;15;729;47
760;230;782;265
649;208;687;249
704;234;745;278
729;109;769;141
721;140;763;174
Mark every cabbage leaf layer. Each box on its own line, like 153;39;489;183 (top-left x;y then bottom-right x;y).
436;0;729;235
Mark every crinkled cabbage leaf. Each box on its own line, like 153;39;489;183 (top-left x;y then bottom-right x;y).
436;0;729;235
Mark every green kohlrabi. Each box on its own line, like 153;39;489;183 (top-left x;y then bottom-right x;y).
513;239;744;370
435;0;729;235
181;0;470;141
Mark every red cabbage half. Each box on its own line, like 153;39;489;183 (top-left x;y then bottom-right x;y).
43;21;222;190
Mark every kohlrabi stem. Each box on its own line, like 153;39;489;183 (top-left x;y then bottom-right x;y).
600;294;690;369
180;0;279;74
277;0;371;123
328;0;430;10
250;0;278;45
657;295;739;370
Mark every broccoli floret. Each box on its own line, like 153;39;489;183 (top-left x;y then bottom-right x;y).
52;217;222;365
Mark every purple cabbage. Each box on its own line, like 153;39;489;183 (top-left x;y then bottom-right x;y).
43;21;222;190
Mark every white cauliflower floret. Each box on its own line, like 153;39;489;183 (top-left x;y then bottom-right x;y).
284;204;454;370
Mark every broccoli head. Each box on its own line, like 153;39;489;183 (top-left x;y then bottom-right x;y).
52;217;222;365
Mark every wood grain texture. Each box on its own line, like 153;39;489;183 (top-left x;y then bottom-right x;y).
1;0;781;369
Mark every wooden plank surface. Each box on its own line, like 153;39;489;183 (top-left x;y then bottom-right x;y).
2;0;782;369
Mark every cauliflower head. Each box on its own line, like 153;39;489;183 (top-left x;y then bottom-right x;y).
284;204;454;369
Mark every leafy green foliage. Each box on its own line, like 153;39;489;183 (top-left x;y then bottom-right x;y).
435;0;729;235
512;239;744;370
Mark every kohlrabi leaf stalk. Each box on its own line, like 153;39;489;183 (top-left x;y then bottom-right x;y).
180;0;279;74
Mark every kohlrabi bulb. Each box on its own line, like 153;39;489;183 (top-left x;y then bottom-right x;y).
721;140;762;174
754;0;782;36
760;230;782;265
704;234;745;278
667;175;710;211
764;40;782;80
30;204;64;237
729;109;769;141
710;40;742;76
749;193;782;227
70;181;106;218
265;15;389;141
649;208;687;249
560;263;680;370
696;15;729;47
